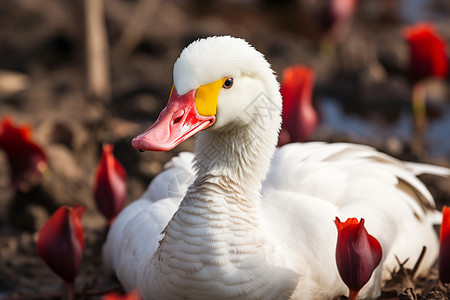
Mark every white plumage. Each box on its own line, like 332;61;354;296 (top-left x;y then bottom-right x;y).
103;36;449;299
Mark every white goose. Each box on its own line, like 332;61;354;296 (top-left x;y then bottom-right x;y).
103;36;449;299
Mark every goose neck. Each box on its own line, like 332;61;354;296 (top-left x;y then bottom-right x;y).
193;119;280;191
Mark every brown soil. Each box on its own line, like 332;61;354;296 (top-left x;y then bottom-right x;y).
1;0;450;299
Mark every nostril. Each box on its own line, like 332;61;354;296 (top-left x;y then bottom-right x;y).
173;116;182;125
171;110;184;125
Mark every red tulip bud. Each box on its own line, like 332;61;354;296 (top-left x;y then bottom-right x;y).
321;0;358;43
334;217;382;300
102;290;141;300
93;144;127;223
403;23;448;84
36;204;86;283
439;206;450;283
279;66;318;146
0;117;47;190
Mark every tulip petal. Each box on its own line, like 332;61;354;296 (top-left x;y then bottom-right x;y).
36;204;86;283
334;217;382;295
439;206;450;283
0;117;47;190
93;144;127;222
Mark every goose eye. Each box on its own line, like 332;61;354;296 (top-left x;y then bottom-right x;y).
223;78;233;89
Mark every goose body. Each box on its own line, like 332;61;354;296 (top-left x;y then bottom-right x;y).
103;36;448;299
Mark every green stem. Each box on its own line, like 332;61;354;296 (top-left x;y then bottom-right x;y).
63;282;74;300
412;81;427;135
348;289;359;300
411;81;428;156
319;36;336;61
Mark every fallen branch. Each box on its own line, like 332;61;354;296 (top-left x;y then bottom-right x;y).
85;0;111;102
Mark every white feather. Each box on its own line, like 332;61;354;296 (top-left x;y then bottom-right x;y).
406;161;450;177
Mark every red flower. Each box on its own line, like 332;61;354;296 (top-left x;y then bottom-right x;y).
439;206;450;283
102;290;141;300
93;144;127;223
0;116;47;190
334;217;382;300
36;204;86;283
278;66;318;146
320;0;358;43
403;23;448;84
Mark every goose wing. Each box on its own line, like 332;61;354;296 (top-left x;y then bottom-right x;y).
264;142;437;216
262;142;444;286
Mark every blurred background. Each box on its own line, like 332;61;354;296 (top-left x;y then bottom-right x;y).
0;0;449;298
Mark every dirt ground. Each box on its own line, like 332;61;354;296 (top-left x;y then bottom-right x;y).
1;0;450;299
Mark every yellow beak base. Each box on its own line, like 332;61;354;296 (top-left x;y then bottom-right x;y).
194;78;228;116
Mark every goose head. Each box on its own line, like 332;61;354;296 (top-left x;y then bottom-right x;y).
131;36;282;153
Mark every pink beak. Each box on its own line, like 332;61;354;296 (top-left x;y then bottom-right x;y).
132;87;215;151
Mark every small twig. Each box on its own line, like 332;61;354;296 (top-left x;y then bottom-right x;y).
410;246;427;279
395;255;410;270
400;287;418;300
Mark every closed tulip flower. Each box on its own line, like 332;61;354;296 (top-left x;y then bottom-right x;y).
278;66;318;146
403;23;447;84
93;144;127;224
0;116;47;190
334;217;382;300
37;204;85;299
439;206;450;283
320;0;358;44
403;23;448;139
